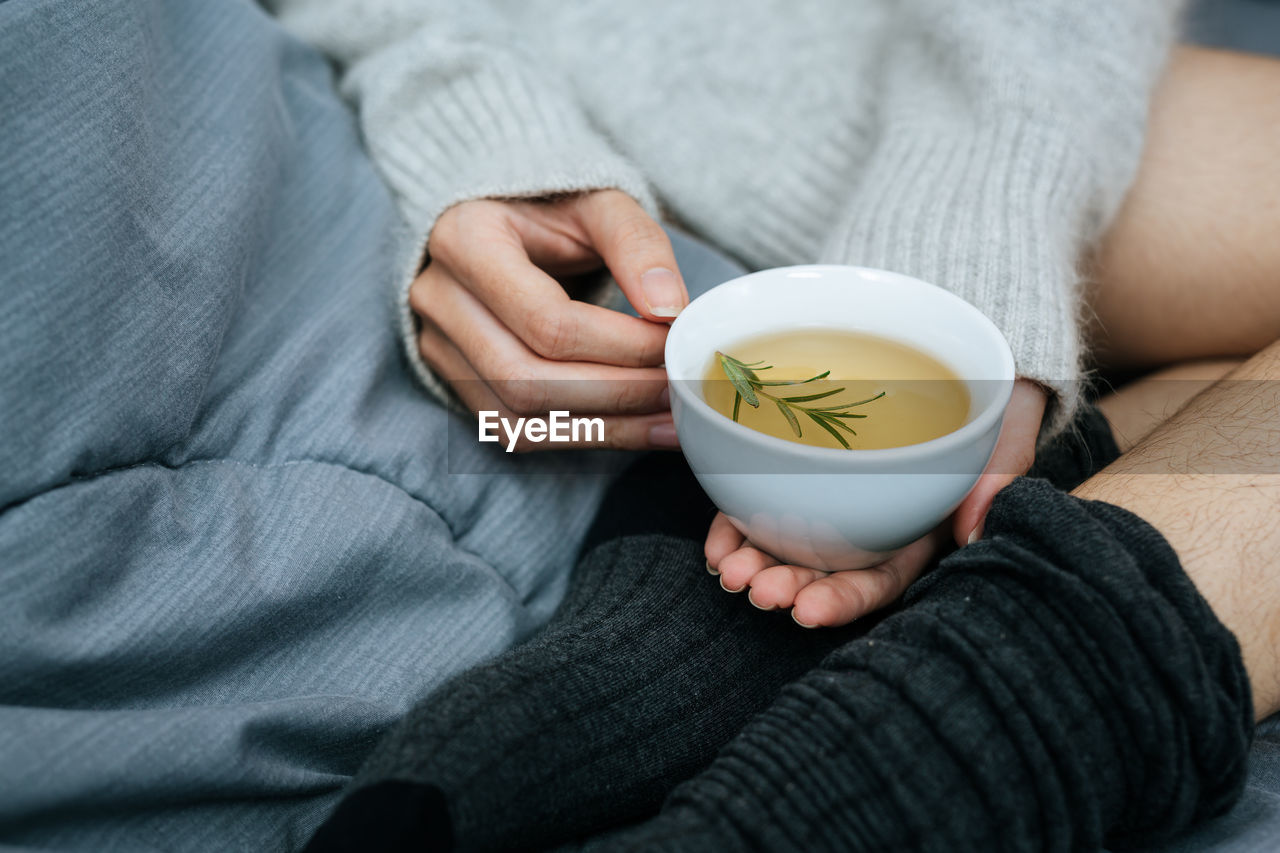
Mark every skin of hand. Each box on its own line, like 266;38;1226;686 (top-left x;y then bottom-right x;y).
706;379;1048;627
412;190;688;452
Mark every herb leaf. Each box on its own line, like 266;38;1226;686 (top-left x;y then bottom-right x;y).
774;398;802;437
716;353;760;408
805;412;852;448
779;387;845;404
718;353;767;369
754;370;831;386
813;391;887;411
716;350;884;449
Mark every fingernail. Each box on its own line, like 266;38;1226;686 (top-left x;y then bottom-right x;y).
659;386;671;409
966;526;982;546
720;576;744;594
706;559;719;576
792;611;818;629
648;423;679;448
641;268;684;318
747;590;777;612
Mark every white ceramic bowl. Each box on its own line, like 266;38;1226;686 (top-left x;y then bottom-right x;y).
665;265;1015;571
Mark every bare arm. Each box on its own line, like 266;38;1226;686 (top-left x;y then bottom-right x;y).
1076;337;1280;719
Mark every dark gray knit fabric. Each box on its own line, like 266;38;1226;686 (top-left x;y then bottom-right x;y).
1028;403;1122;491
593;479;1253;852
307;535;860;852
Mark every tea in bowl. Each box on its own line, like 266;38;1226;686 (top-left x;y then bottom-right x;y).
664;265;1015;571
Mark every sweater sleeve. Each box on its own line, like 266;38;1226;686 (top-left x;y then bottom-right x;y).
818;0;1184;437
262;0;656;400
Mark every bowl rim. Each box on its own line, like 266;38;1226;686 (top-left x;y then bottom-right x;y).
664;264;1016;466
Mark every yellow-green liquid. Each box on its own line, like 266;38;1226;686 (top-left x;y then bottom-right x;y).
702;329;970;450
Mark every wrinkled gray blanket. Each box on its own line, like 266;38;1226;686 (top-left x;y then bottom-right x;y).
0;1;636;848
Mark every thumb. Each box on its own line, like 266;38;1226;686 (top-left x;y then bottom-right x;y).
575;190;689;322
952;379;1047;546
953;470;1019;547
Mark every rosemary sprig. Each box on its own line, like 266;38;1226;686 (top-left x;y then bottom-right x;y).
716;351;885;449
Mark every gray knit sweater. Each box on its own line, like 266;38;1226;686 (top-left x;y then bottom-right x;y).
266;0;1183;433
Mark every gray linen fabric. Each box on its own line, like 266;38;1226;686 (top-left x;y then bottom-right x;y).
0;1;738;849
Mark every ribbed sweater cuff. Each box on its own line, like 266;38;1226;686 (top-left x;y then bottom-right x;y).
349;42;657;404
819;116;1091;439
